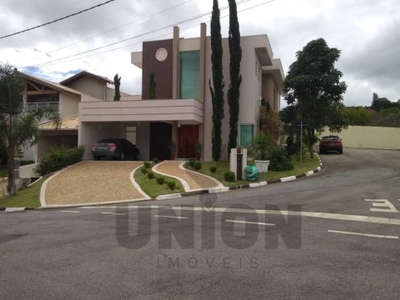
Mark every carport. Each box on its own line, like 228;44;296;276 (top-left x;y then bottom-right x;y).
78;97;203;161
79;121;152;160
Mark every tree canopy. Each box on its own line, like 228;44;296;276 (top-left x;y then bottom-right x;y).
227;0;242;150
209;0;225;161
282;38;348;157
0;63;61;195
113;73;121;101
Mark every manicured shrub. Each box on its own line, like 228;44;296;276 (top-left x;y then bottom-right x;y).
147;172;154;180
210;166;217;173
188;157;196;167
269;146;294;171
144;161;151;168
167;181;176;190
153;157;159;164
36;145;85;176
141;168;148;175
156;176;165;185
193;161;202;170
224;171;236;182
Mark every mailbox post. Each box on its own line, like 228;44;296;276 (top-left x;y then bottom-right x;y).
236;152;243;180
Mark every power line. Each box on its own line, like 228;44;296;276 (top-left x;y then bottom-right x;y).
29;0;279;69
0;0;118;40
14;0;195;66
28;0;255;68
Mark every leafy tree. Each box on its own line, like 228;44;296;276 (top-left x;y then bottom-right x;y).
371;107;400;127
227;0;242;150
371;96;393;112
282;38;348;158
279;105;300;155
113;73;121;101
259;104;281;143
148;71;156;99
209;0;225;161
343;106;373;126
0;64;61;195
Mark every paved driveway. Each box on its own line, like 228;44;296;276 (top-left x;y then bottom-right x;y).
42;161;148;206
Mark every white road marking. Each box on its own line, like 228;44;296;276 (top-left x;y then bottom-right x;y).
365;199;399;213
60;210;80;214
154;215;188;220
328;230;399;239
225;219;275;226
135;205;400;226
100;212;126;216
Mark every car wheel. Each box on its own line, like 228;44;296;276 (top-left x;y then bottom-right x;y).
94;156;101;161
119;151;125;160
339;149;343;154
319;148;324;154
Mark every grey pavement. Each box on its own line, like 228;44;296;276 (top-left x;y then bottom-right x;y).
1;148;400;299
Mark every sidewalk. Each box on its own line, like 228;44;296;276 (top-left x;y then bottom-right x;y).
153;161;223;192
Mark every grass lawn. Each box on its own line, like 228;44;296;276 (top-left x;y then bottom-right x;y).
134;164;184;198
0;176;46;208
185;155;320;187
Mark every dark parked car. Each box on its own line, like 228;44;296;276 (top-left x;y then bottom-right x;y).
319;135;343;154
92;138;140;160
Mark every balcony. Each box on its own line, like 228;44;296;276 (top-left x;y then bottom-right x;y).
80;97;203;123
26;102;59;113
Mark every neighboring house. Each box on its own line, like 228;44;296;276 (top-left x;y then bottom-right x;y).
21;23;284;163
78;23;284;162
19;71;117;162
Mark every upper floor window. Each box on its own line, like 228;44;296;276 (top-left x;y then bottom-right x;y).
26;93;60;113
180;51;200;100
240;124;254;147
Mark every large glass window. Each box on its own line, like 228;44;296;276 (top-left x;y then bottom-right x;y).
180;51;200;100
240;124;254;147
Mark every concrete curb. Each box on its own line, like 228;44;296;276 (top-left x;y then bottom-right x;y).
155;152;325;198
4;154;325;211
0;207;36;212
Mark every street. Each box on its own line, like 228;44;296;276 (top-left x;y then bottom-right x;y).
1;148;400;299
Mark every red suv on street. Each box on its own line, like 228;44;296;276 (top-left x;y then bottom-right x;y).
319;135;343;154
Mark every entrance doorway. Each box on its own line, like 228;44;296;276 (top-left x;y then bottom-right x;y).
178;125;199;158
150;122;172;161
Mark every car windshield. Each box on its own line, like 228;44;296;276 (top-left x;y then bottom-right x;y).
323;136;339;140
98;138;121;144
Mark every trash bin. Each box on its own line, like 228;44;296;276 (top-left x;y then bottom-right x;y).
244;164;258;181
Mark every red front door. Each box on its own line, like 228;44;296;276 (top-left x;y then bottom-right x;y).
178;125;199;158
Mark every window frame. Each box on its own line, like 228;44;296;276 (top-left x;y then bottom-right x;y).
239;124;254;148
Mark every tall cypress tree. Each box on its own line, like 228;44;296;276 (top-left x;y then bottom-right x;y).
113;73;121;101
209;0;224;161
227;0;242;150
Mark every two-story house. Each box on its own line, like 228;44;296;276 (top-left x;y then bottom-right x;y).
21;23;284;163
77;23;284;162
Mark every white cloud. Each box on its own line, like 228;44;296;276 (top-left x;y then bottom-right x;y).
1;0;399;104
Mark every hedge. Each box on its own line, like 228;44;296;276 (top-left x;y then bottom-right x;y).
36;145;85;176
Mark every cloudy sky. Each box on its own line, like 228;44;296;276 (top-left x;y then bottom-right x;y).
1;0;399;107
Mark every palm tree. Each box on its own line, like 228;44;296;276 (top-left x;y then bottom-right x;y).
0;63;61;195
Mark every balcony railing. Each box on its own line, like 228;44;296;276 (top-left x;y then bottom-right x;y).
26;102;59;113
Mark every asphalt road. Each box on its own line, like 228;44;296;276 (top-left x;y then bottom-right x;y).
1;148;400;299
